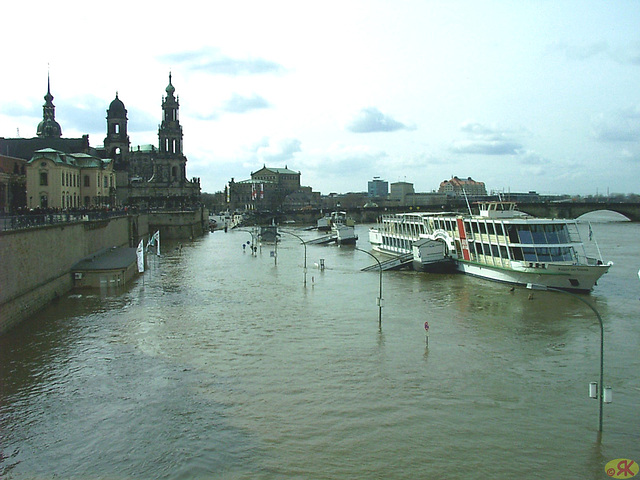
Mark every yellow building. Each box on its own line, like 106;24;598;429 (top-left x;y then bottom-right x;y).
26;148;115;209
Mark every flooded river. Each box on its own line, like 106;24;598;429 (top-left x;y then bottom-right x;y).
1;220;639;479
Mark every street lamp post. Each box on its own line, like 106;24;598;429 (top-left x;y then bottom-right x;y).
236;229;258;256
355;247;383;327
280;230;307;287
526;283;606;434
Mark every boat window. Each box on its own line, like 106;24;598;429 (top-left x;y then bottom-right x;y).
545;225;559;244
522;247;537;262
531;225;547;244
508;226;519;243
556;225;570;243
536;247;553;262
517;228;533;244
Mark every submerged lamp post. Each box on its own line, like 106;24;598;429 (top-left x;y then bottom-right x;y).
355;247;383;327
526;283;608;434
237;229;258;256
280;230;307;287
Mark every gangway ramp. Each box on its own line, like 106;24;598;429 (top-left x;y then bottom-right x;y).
362;253;413;271
307;233;337;245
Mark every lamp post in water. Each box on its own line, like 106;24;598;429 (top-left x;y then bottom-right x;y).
236;229;258;256
355;247;383;328
526;283;608;435
280;230;307;287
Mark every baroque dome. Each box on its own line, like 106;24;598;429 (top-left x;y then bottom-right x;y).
107;93;127;117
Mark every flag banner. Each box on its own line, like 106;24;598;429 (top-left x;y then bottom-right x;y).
136;239;145;273
153;230;160;256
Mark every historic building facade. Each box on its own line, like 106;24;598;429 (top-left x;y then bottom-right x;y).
1;73;201;212
25;148;115;209
227;166;304;211
104;74;201;209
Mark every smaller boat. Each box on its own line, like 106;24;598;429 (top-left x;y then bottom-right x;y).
259;220;280;243
317;211;355;231
334;224;358;245
411;237;454;272
259;226;279;243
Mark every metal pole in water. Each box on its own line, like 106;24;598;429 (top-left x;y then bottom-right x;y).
355;247;383;328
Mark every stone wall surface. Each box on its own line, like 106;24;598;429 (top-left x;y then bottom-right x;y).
0;215;147;333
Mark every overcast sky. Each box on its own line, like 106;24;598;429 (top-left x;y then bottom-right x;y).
2;0;639;196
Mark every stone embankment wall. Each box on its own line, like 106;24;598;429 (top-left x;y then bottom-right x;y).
0;215;149;334
149;209;208;239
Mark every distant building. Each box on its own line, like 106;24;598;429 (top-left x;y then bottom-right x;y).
227;166;302;211
438;176;487;196
0;154;27;213
368;177;388;198
26;148;115;209
389;181;414;204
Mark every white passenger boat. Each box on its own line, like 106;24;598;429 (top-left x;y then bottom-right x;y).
368;201;611;292
334;224;358;245
316;211;358;244
317;211;356;231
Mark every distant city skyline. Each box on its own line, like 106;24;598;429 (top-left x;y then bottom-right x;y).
1;1;639;196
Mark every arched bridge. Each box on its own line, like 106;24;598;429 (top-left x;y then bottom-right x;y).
515;201;640;221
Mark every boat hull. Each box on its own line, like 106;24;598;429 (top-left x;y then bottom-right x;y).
455;260;610;293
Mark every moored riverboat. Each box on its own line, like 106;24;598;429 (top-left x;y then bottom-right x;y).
369;201;611;292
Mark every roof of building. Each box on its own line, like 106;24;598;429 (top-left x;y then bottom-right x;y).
440;176;485;187
253;165;300;176
27;148;111;168
237;178;276;184
0;136;91;160
72;247;138;271
107;93;127;117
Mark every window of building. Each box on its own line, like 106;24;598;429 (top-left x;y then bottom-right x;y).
84;175;90;187
40;172;48;186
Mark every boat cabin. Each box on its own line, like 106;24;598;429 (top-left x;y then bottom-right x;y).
477;201;522;219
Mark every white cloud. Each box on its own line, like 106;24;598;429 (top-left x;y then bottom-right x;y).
222;94;271;114
158;47;286;76
591;106;640;142
346;107;413;133
451;121;523;155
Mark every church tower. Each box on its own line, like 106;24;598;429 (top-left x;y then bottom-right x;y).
157;73;186;183
104;92;130;168
36;74;62;138
159;73;183;156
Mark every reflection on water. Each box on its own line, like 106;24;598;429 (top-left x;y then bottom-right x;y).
1;222;639;479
